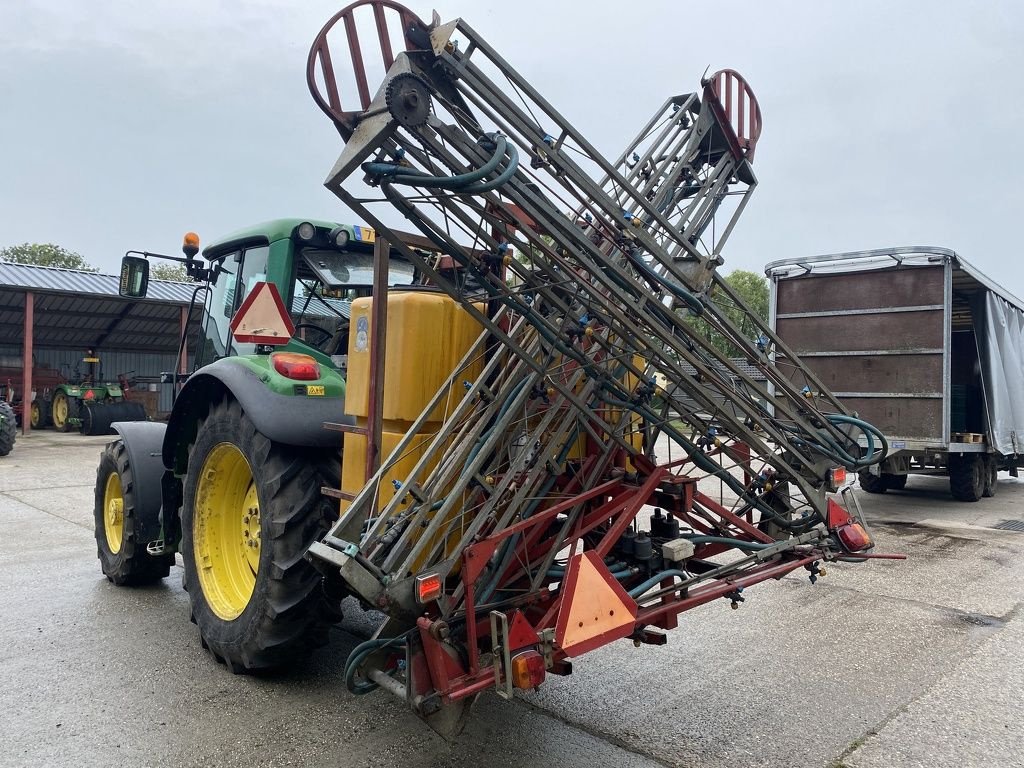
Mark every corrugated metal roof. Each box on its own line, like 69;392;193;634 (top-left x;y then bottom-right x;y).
0;261;195;303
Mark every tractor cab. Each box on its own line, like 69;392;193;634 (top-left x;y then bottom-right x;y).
119;218;416;376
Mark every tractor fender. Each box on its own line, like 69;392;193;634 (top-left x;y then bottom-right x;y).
162;358;350;474
111;420;168;545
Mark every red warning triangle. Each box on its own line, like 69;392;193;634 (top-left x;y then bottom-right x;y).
229;281;295;345
554;551;637;658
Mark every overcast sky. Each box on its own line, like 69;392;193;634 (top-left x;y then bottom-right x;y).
1;1;1021;295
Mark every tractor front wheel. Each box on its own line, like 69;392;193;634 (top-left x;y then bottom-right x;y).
94;440;174;584
181;396;341;673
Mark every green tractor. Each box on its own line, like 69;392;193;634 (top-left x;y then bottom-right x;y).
49;353;146;433
93;218;413;670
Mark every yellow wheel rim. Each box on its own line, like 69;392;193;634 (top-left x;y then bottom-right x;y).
193;443;260;621
103;470;124;554
30;402;40;428
53;393;68;429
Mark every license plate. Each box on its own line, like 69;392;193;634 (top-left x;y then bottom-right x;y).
306;385;325;396
355;226;376;243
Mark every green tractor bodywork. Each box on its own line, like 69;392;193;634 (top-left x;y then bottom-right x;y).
95;219;414;667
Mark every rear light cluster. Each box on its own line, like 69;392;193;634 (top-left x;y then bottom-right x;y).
271;352;321;381
415;572;443;603
826;466;847;491
510;650;546;689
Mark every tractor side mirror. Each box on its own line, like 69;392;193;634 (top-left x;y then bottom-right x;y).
119;255;150;298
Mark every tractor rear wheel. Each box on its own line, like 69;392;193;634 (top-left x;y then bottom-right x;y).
0;401;15;456
949;455;984;502
181;396;341;673
52;390;77;432
94;440;174;584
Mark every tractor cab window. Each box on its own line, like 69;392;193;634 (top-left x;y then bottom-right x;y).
197;245;270;366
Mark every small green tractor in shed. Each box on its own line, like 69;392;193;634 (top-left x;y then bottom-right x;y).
93;218;411;667
47;352;146;433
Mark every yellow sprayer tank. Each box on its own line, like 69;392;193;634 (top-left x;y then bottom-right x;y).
341;288;483;512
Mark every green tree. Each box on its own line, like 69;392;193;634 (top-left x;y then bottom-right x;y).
0;243;96;271
688;269;770;358
151;262;189;282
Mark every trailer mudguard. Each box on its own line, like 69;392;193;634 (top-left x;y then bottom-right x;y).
162;358;351;474
111;420;168;545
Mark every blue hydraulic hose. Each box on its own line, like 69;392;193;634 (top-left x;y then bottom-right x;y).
627;569;690;599
363;135;519;195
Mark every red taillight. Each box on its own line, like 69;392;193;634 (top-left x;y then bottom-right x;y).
837;522;873;552
271;352;321;381
415;572;443;604
510;650;546;690
826;498;873;552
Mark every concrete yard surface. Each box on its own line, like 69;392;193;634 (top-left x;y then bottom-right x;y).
1;430;1022;767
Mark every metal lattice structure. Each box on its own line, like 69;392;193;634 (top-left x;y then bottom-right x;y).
304;2;893;736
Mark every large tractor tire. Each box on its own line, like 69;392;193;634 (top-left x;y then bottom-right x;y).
51;390;78;433
0;401;15;456
181;396;342;673
949;455;984;502
857;470;888;494
982;455;998;498
94;440;175;584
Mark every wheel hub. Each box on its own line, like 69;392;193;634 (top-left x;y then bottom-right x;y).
102;471;124;554
107;497;123;527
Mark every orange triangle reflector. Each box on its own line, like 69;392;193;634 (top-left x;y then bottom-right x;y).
229;281;295;345
554;551;637;658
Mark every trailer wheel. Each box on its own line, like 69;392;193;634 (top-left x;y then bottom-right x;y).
857;470;887;494
181;396;341;673
883;473;907;491
982;455;998;498
949;455;984;502
0;401;15;456
94;440;174;584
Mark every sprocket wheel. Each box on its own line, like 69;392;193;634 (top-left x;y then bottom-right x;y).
386;72;433;129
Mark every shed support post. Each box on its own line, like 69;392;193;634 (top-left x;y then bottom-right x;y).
21;291;34;435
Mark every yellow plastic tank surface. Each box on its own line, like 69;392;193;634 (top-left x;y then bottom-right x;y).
341;289;483;512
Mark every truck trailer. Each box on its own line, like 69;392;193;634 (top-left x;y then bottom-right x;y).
767;247;1024;501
